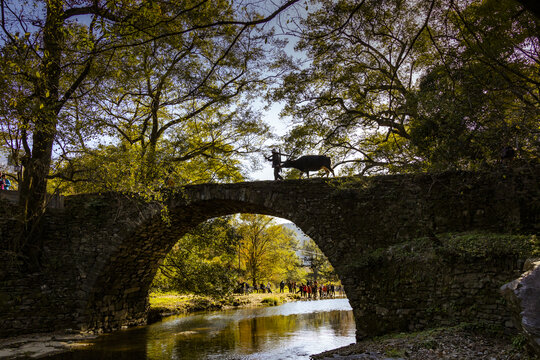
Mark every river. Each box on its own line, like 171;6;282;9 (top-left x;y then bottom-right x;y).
47;298;355;360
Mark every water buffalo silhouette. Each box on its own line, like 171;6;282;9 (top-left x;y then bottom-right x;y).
281;155;335;178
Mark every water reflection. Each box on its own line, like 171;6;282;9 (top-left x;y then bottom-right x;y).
50;299;355;360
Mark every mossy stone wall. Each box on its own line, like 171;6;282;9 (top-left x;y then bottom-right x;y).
343;233;535;340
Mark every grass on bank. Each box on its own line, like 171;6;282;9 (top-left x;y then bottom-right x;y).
260;296;281;306
149;292;194;308
149;290;299;316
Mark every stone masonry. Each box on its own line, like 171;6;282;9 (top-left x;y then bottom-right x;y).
0;166;538;338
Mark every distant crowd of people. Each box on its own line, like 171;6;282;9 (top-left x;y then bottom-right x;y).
238;282;275;294
237;280;345;300
288;280;345;300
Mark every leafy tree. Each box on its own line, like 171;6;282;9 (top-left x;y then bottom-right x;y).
52;1;278;192
301;238;338;283
271;0;437;174
236;214;301;286
409;0;540;169
272;0;539;174
152;217;241;296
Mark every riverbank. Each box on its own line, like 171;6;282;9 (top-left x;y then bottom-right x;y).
312;323;539;360
147;290;304;322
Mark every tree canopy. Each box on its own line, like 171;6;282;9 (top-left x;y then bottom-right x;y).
271;0;539;175
235;214;302;286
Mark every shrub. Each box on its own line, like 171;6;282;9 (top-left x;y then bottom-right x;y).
261;296;280;306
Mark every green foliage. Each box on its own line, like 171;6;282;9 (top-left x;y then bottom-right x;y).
530;235;540;257
439;232;535;259
351;232;535;270
0;0;298;265
152;217;240;297
236;214;303;285
148;291;224;313
47;0;277;195
50;135;247;197
272;0;427;174
271;0;540;174
148;291;193;308
152;215;307;297
417;1;540;168
385;348;405;358
410;56;539;168
512;333;529;351
261;296;281;306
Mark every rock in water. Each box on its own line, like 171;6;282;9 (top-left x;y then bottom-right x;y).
500;258;540;356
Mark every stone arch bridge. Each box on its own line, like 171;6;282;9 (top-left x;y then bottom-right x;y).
0;167;538;339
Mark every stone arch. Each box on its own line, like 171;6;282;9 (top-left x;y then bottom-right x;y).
81;182;337;331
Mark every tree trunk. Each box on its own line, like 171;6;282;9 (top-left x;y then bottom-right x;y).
142;79;163;183
19;134;55;266
19;0;63;268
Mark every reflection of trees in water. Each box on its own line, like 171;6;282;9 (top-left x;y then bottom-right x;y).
301;311;354;336
144;316;241;359
52;308;355;360
236;311;355;352
238;314;298;350
329;311;355;337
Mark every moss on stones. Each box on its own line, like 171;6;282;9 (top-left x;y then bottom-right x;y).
349;232;535;271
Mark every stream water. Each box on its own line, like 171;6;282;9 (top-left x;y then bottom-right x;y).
48;298;355;360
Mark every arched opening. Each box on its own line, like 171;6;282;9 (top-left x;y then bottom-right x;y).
125;212;354;359
73;207;355;359
148;213;348;315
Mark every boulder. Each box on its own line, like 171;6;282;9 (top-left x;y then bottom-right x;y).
500;258;540;356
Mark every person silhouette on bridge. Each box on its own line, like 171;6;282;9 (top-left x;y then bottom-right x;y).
265;149;285;181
